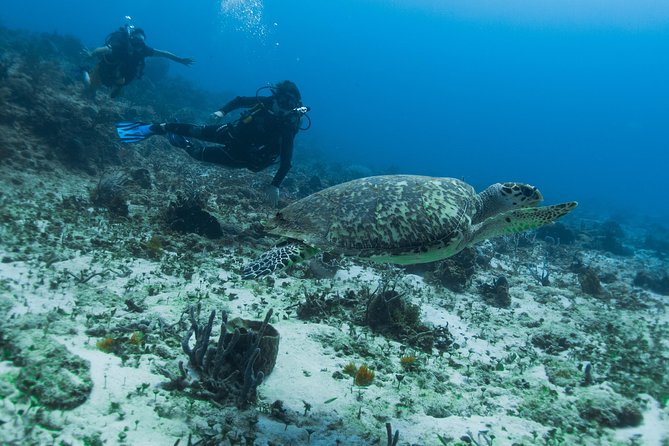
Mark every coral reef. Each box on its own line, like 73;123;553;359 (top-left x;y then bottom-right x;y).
478;275;511;308
9;332;92;410
633;270;669;295
536;221;577;245
0;303;93;412
363;282;454;353
425;247;478;292
164;191;223;239
575;385;643;428
577;265;605;296
591;220;634;256
89;170;130;217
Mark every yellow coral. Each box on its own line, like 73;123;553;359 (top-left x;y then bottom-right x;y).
400;355;417;370
96;337;115;353
343;362;358;377
354;365;375;386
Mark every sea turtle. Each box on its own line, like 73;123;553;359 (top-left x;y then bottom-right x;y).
242;175;577;279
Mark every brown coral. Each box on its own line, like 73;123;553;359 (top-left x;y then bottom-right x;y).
354;365;375;386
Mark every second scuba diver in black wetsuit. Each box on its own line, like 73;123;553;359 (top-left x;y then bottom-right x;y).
83;24;194;98
115;80;310;207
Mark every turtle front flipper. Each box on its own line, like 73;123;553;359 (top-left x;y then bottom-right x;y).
242;242;319;279
470;201;578;245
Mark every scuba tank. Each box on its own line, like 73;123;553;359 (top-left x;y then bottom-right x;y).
224;85;312;135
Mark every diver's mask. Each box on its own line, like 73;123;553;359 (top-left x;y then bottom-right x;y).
272;92;301;115
130;35;145;48
128;27;146;48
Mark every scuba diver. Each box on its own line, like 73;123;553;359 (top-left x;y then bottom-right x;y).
83;24;194;98
115;80;310;207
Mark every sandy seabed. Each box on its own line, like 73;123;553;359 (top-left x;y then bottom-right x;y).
0;161;668;446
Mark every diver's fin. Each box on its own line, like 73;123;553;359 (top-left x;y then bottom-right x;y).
167;132;191;149
115;122;157;143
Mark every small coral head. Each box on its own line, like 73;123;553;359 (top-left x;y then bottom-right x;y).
354;365;375;386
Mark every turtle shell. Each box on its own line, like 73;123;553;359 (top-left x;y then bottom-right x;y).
266;175;478;263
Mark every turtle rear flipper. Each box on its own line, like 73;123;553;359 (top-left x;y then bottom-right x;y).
470;201;578;245
242;243;319;279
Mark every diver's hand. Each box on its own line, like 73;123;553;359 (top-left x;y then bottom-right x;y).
81;48;93;58
208;110;225;124
178;57;195;66
264;185;280;207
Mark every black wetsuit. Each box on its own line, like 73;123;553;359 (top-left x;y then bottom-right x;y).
162;96;299;188
99;31;154;87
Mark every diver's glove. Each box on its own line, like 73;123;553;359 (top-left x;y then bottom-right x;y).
264;185;280;208
209;110;226;123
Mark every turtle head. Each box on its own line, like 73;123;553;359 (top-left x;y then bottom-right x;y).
475;182;543;222
497;182;543;208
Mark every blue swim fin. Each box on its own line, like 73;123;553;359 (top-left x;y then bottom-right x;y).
115;122;156;143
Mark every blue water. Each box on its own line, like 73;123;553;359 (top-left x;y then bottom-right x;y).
3;0;669;223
